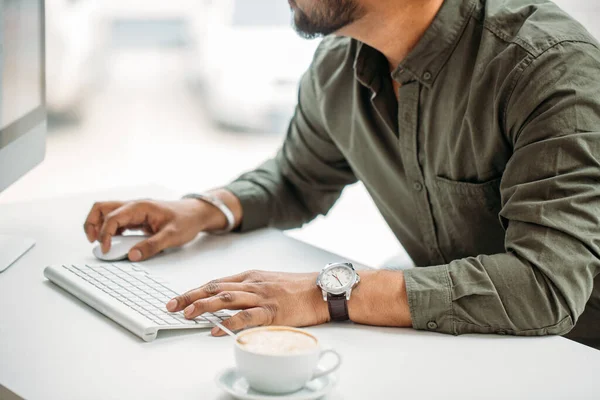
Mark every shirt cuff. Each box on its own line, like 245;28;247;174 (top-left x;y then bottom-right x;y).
223;180;271;232
403;264;456;334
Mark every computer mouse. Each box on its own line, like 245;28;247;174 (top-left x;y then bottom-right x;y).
92;235;150;262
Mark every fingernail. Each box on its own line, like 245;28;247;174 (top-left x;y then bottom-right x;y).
129;249;142;261
184;305;195;317
211;327;220;336
166;299;177;311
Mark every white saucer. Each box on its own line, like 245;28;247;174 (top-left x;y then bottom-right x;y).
215;367;337;400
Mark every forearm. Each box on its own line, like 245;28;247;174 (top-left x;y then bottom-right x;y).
224;154;353;232
346;227;594;335
185;166;326;234
404;246;589;336
224;159;319;232
194;188;243;232
198;183;318;233
347;269;412;327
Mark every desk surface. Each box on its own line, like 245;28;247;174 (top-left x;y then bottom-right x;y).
1;186;600;400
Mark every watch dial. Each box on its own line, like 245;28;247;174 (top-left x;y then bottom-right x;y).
322;266;353;290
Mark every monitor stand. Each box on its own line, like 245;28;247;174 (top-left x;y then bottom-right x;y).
0;235;35;273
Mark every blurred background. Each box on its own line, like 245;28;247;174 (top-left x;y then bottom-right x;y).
0;0;598;268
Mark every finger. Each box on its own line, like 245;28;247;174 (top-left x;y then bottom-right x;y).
84;223;96;243
98;203;152;253
166;282;247;312
83;201;124;243
212;308;270;337
183;291;261;319
128;227;176;262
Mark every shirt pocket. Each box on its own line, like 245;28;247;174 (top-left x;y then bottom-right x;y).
428;176;505;261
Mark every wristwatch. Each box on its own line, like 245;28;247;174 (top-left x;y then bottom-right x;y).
316;262;360;322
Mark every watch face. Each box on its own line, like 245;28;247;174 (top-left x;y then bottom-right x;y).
320;264;355;292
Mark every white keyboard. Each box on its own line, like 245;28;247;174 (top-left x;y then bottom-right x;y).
44;263;232;342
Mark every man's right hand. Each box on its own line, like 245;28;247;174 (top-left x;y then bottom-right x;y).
83;196;239;262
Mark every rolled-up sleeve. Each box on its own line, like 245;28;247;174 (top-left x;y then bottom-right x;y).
225;49;357;232
405;41;600;336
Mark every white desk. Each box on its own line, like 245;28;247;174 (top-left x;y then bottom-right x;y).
1;186;600;400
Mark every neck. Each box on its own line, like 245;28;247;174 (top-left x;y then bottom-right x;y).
338;0;445;70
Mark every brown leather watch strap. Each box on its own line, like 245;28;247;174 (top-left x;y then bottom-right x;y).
327;293;349;321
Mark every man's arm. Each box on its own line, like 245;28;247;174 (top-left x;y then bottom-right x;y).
402;41;600;336
166;268;412;336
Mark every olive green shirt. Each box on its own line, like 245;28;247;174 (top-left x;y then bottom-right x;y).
225;0;600;348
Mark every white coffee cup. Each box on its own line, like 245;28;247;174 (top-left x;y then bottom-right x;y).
234;326;342;394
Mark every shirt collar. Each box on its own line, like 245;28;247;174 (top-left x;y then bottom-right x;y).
353;43;388;92
354;0;477;89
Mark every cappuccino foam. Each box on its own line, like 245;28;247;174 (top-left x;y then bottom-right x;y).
239;328;317;355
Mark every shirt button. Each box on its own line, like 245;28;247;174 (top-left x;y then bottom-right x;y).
427;321;438;330
423;71;433;81
413;182;424;192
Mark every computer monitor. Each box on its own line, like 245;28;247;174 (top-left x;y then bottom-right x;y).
0;0;46;272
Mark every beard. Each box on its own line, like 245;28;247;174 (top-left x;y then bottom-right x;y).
290;0;365;39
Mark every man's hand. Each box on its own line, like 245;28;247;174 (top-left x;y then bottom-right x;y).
166;270;330;336
83;190;242;261
166;269;412;336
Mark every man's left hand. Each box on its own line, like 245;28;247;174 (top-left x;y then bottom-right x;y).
166;270;330;336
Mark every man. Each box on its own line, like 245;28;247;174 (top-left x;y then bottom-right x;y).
84;0;600;349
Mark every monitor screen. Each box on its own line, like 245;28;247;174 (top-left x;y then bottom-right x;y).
0;0;44;135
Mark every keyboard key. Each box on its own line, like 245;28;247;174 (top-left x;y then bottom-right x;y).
176;318;197;326
105;282;120;289
151;310;168;318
